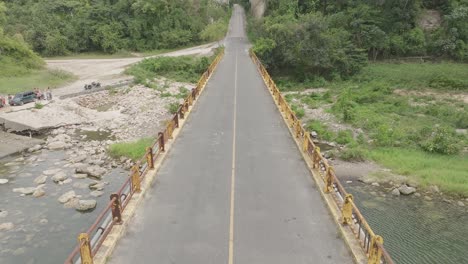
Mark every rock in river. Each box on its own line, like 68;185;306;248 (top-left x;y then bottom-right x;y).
52;171;68;183
75;200;97;212
13;187;37;195
398;184;416;195
48;141;68;150
76;166;107;179
34;175;47;185
0;179;9;185
90;191;104;197
391;188;400;196
43;169;62;176
58;191;76;204
0;222;14;231
33;188;46;198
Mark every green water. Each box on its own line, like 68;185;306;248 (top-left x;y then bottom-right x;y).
348;185;468;264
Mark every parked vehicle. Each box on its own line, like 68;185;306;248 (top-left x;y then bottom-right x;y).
84;82;101;90
9;91;36;106
0;97;5;108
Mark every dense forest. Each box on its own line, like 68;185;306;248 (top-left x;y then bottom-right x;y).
1;0;229;56
247;0;468;79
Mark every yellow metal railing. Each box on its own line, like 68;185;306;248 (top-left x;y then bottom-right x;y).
250;50;394;264
65;50;224;264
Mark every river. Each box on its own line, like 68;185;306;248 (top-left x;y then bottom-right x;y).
0;150;127;264
348;183;468;264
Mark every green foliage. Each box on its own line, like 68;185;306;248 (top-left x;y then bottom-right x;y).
167;102;180;114
335;130;354;145
306;121;335;142
369;148;468;195
34;102;44;109
339;144;367;162
126;54;215;84
420;126;462;155
291;104;305;119
0;35;44;77
200;20;229;42
251;0;468;74
3;0;230;56
428;75;468;91
328;63;467;156
108;138;154;161
355;63;468;91
251;12;367;80
0;69;74;94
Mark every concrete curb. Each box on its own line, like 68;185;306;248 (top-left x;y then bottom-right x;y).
252;58;367;264
92;55;224;264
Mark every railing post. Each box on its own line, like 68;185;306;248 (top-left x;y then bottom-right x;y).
341;194;354;225
131;165;141;193
295;121;302;138
324;167;334;193
368;236;384;264
179;104;185;119
174;113;179;128
110;193;123;224
78;233;94;264
146;147;154;169
303;133;310;152
189;90;194;106
312;147;321;169
158;132;165;152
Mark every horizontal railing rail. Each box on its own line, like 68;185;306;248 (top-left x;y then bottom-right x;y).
249;50;394;264
64;50;224;264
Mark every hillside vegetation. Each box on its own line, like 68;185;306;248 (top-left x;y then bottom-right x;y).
0;2;74;94
248;1;468;195
2;0;230;56
249;0;468;80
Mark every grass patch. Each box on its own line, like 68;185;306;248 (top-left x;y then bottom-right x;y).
355;63;468;91
0;69;75;95
306;121;336;142
34;103;44;109
369;148;468;196
279;62;468;195
167;103;180;114
126;51;220;84
108;138;154;161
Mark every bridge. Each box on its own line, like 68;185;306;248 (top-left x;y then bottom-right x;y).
65;6;393;264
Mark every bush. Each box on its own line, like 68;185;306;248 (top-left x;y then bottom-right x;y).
306;121;335;141
126;54;214;84
34;102;44;109
167;102;180;114
428;76;468;91
339;144;367;162
420;126;461;155
291;104;305;119
335;130;354;145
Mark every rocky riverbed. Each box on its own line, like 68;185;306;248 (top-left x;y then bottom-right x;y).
0;79;194;263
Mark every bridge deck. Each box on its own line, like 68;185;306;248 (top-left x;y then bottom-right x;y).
109;6;353;264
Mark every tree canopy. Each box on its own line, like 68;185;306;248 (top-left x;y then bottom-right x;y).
2;0;230;56
250;0;468;79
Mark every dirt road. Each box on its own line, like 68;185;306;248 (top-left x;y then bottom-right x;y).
46;42;220;96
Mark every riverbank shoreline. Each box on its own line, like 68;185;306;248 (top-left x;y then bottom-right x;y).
0;131;43;159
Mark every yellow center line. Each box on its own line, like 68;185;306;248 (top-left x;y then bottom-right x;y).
228;51;238;264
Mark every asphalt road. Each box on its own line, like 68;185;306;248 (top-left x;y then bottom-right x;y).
109;6;353;264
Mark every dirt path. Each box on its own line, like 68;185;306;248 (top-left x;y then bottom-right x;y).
46;42;220;97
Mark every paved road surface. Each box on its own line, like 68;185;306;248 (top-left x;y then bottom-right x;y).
109;5;353;264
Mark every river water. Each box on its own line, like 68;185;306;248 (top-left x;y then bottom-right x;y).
348;184;468;264
0;150;127;264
